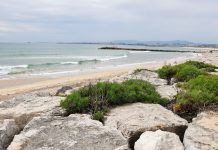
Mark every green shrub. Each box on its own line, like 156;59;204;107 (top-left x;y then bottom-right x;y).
173;75;218;121
60;92;90;113
176;75;218;105
157;65;176;84
61;79;168;121
157;61;217;83
175;65;206;82
184;61;218;72
92;111;104;122
122;80;167;105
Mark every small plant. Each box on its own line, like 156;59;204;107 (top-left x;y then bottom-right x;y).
92;111;104;122
60;92;90;113
157;65;176;84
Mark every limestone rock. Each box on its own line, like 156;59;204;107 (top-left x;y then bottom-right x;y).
8;114;127;150
131;70;167;86
0;92;62;128
156;84;177;100
184;111;218;150
105;103;188;148
0;119;19;150
134;130;184;150
35;91;51;97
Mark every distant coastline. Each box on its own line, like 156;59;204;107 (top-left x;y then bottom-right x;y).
56;40;218;48
99;46;208;53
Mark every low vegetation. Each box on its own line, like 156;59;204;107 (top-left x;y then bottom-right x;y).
61;61;217;122
176;75;218;105
61;79;168;121
173;75;218;120
157;61;217;84
157;61;218;121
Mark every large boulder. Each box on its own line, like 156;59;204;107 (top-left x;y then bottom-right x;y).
104;103;188;148
0;119;19;150
184;111;218;150
0;92;62;128
7;114;127;150
134;130;184;150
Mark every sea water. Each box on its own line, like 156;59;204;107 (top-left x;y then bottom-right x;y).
0;43;195;78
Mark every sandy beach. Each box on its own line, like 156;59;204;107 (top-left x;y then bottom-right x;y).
0;51;217;100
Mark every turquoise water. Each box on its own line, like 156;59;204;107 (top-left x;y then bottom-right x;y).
0;43;194;78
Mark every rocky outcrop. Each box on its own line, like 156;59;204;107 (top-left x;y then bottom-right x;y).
7;114;128;150
0;119;19;150
134;130;184;150
184;111;218;150
104;103;188;148
0;92;62;128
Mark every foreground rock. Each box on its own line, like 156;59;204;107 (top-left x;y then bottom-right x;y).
105;103;188;148
8;114;127;150
0;92;61;128
134;130;184;150
0;119;19;150
184;111;218;150
110;70;177;100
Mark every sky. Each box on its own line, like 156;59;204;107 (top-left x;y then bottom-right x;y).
0;0;217;43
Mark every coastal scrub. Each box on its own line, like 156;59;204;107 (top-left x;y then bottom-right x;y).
177;75;218;105
61;79;168;121
173;75;218;121
157;61;217;83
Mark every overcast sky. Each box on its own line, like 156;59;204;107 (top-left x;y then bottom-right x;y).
0;0;217;43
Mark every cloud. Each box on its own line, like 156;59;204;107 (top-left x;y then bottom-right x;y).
0;21;46;33
0;0;217;43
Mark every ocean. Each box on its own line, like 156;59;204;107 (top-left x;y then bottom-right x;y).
0;43;195;78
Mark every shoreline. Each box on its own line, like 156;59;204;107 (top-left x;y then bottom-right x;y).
0;52;211;100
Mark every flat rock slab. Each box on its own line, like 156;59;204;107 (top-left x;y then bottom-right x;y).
105;103;188;148
8;114;127;150
0;119;19;150
0;92;62;128
184;111;218;150
134;130;184;150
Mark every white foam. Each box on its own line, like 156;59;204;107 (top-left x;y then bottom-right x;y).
0;65;28;70
60;61;79;65
0;65;28;76
99;54;128;61
16;55;128;61
29;70;80;76
128;51;151;54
